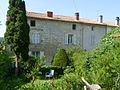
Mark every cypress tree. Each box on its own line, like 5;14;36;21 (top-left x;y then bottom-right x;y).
52;48;69;67
20;1;30;61
4;0;30;76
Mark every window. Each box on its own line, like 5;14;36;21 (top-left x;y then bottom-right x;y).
65;34;76;44
72;24;76;30
31;32;40;44
32;51;40;58
30;20;36;27
32;51;44;58
68;34;73;44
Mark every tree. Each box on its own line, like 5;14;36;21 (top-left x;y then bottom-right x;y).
4;0;30;76
87;27;120;89
52;48;69;67
72;27;120;89
0;51;11;79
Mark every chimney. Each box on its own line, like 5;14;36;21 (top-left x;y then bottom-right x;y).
75;12;79;20
115;17;120;26
98;15;103;23
47;11;53;17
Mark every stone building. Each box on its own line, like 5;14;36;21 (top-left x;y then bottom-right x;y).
27;11;119;64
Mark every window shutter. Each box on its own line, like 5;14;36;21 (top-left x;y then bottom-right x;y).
64;34;68;44
36;33;38;44
28;51;32;56
31;32;34;43
38;33;40;43
34;33;37;44
29;32;33;43
40;51;44;59
73;34;77;44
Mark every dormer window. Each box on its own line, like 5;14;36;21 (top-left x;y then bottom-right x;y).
72;24;76;30
30;20;36;27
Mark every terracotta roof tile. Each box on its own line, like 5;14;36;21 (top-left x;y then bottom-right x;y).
27;12;116;26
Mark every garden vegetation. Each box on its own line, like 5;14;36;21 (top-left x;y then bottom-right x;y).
1;0;120;89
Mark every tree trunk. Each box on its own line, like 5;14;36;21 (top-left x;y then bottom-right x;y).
15;56;19;76
32;76;35;84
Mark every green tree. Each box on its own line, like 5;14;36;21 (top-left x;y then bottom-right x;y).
87;27;120;89
0;51;11;80
4;0;30;76
52;48;69;67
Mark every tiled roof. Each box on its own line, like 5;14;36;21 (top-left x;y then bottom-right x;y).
27;12;116;26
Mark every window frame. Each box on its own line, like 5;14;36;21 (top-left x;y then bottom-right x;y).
68;34;73;44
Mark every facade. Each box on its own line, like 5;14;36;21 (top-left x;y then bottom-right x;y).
27;11;119;64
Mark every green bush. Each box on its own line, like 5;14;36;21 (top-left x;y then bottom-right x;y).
52;48;69;67
71;27;120;90
0;51;12;79
19;76;80;90
20;57;44;80
66;47;83;67
0;78;25;90
0;51;26;90
86;27;120;89
19;79;66;90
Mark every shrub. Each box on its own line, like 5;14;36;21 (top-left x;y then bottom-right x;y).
71;27;120;90
52;48;69;67
66;46;83;67
19;77;79;90
20;56;45;81
0;51;12;79
86;27;120;89
0;78;24;90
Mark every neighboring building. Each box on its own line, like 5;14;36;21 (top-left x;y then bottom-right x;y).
27;11;119;64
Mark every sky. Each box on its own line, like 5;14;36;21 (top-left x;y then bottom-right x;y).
0;0;120;37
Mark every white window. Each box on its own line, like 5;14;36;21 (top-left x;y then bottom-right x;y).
31;32;40;44
65;34;76;44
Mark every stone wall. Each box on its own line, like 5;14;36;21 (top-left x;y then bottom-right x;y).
28;18;112;63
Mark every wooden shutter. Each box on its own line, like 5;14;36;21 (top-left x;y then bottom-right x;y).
64;34;68;44
73;34;77;44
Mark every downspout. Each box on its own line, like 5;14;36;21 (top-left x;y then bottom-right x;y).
81;27;84;50
105;25;107;34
